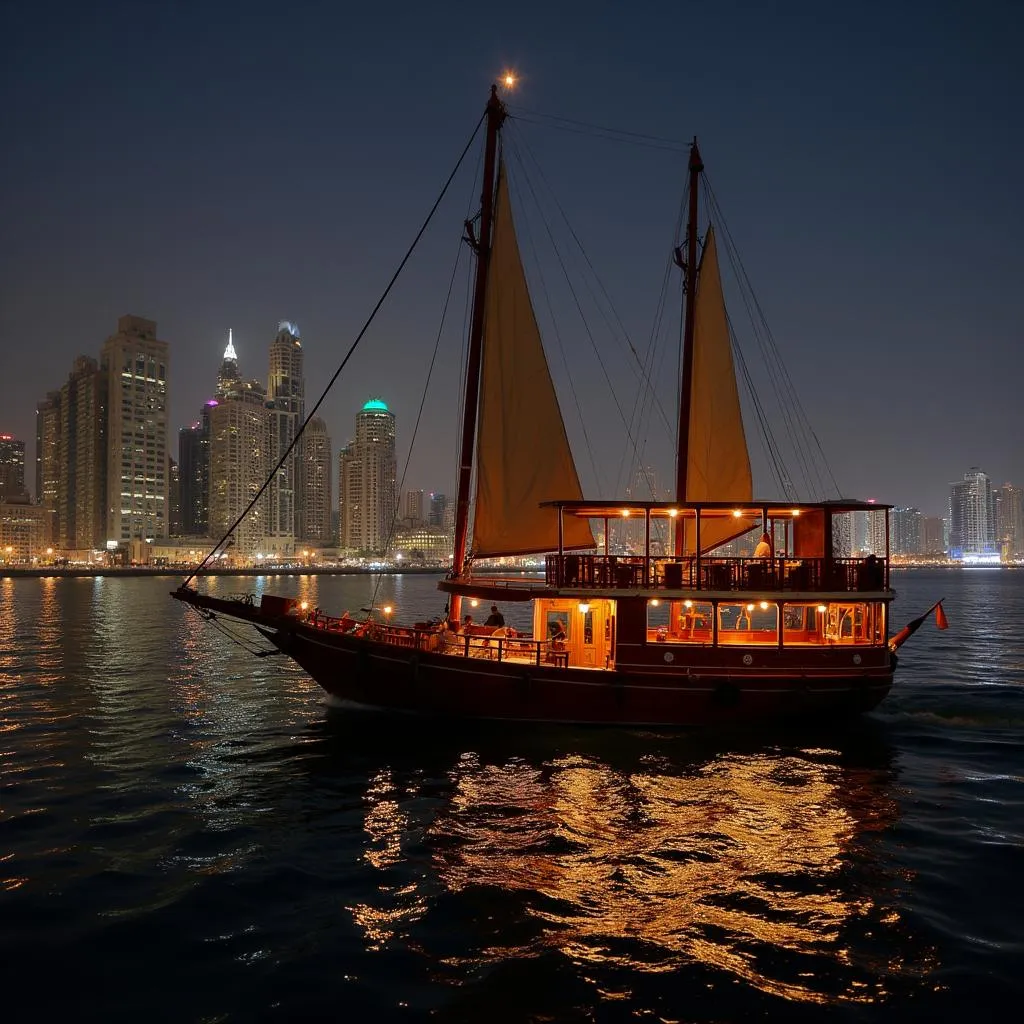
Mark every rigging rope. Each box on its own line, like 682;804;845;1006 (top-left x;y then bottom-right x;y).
366;157;483;621
182;113;485;588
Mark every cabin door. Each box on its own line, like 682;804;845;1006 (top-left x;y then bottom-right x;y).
535;599;611;668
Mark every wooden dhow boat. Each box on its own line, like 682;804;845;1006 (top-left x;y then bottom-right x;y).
174;85;944;725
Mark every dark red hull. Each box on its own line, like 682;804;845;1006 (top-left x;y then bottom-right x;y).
173;589;893;726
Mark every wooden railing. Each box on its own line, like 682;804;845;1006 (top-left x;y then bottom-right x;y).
544;554;888;593
301;613;569;667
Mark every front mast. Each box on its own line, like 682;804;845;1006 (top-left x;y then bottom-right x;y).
674;140;703;555
449;85;506;625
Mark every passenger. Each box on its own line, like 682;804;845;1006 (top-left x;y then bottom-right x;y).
550;621;567;647
461;614;473;632
753;532;773;558
484;605;505;627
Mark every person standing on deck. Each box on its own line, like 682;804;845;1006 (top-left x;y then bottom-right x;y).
484;605;505;627
754;532;773;558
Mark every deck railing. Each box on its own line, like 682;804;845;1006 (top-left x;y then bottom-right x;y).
301;613;568;667
544;554;888;593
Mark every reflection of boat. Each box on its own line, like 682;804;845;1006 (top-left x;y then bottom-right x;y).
174;85;938;725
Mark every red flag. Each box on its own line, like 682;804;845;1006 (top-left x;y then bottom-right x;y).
935;602;949;630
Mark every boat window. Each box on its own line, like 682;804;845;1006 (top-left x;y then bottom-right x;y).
582;609;594;645
647;600;713;644
546;612;569;644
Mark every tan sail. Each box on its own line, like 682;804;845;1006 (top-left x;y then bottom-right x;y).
471;164;595;558
685;226;756;552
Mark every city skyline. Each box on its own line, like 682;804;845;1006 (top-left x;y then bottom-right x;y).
3;2;1023;518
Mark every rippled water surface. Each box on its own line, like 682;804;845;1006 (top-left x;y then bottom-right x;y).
2;570;1022;1021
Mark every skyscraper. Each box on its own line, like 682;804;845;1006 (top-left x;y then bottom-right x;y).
178;401;214;536
427;492;447;529
59;355;107;551
35;392;61;536
921;516;946;556
301;416;332;543
208;380;271;557
266;321;304;553
0;434;26;501
949;467;997;559
217;329;240;397
890;507;922;557
995;483;1023;559
403;489;425;527
101;315;169;544
338;399;396;553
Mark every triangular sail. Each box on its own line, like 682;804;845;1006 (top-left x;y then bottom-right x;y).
684;226;755;553
471;165;595;558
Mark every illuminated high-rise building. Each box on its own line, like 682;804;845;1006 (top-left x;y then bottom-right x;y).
338;398;396;553
921;516;945;556
178;400;214;536
995;483;1023;559
949;467;997;559
59;356;107;551
427;492;447;529
403;489;425;527
266;321;304;553
35;392;61;537
101;315;170;544
0;434;26;501
300;416;332;543
208;379;271;557
217;329;240;397
890;507;922;556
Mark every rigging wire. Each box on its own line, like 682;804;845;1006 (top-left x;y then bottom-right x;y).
501;134;650;492
182;113;485;588
505;121;677;500
501;137;604;495
509;106;691;153
703;172;842;500
365;162;482;621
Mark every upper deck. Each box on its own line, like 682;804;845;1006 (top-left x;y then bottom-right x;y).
537;497;893;597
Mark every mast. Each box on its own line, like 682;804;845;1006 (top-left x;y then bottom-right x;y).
674;139;703;554
450;85;505;618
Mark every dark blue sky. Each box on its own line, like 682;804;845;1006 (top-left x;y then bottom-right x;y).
3;0;1022;518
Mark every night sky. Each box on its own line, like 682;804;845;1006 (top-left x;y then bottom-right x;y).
3;0;1022;519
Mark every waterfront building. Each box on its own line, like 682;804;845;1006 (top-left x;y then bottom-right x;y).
101;315;170;545
35;392;61;538
427;492;448;529
890;507;922;557
59;355;107;552
266;321;304;553
995;483;1023;559
0;499;51;563
301;415;332;543
0;434;27;501
921;516;946;556
178;401;214;537
168;457;181;537
208;379;271;558
391;526;453;563
338;399;397;554
403;489;425;528
949;467;997;560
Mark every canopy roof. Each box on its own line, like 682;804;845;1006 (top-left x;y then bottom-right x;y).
541;499;893;516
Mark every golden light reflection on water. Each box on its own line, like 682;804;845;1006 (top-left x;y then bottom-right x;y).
348;746;931;1006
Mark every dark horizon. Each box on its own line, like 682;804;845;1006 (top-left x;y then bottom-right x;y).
3;0;1022;520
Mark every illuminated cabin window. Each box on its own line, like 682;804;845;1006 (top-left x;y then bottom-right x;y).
782;602;885;645
647;600;714;644
717;602;778;644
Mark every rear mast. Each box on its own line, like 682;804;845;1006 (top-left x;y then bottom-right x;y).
674;139;703;554
450;85;506;624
